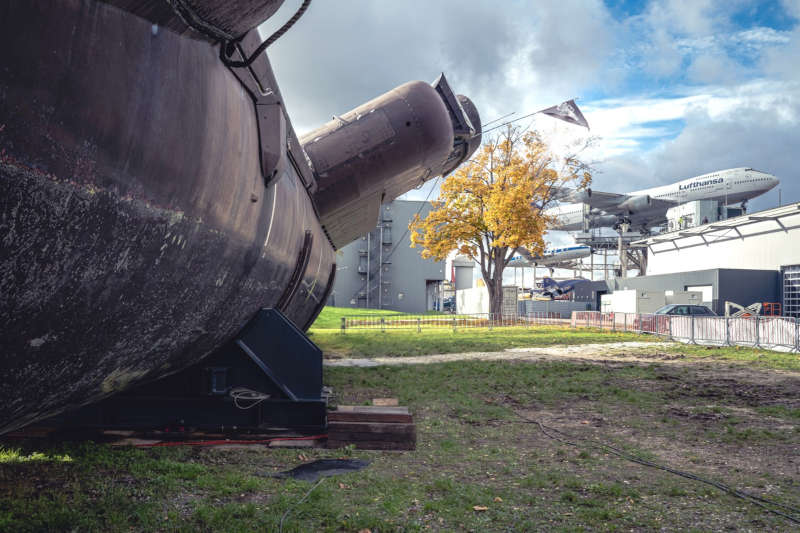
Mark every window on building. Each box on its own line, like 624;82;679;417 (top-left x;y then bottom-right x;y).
686;285;713;307
783;265;800;318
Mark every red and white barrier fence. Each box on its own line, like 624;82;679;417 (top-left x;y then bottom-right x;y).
571;311;800;352
340;311;568;332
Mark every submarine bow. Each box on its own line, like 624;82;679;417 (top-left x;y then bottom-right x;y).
0;0;481;434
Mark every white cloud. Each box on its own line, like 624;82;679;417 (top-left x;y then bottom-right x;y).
589;82;800;213
262;0;617;135
256;0;800;216
534;78;799;171
782;0;800;19
647;0;720;37
687;53;741;84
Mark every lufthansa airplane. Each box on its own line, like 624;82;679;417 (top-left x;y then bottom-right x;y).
548;167;779;232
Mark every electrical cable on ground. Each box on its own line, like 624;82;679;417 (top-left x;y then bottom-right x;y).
513;411;800;525
278;477;325;533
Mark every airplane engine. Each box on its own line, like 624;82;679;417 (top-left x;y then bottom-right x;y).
617;194;651;214
589;214;618;226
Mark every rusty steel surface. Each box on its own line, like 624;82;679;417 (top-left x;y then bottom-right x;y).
0;0;480;434
302;81;452;250
0;0;334;434
102;0;285;39
302;80;481;248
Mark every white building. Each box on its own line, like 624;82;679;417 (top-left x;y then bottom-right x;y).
632;202;800;317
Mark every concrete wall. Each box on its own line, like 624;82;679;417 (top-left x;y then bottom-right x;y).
329;200;445;313
457;287;489;314
457;286;517;315
600;289;702;313
518;300;592;318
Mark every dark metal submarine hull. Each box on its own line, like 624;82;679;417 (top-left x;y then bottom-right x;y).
0;0;339;433
0;0;481;434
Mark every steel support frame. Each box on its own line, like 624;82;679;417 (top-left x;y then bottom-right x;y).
40;308;328;433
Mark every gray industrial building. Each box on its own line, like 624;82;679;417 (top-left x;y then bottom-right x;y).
608;269;780;315
631;202;800;317
327;200;446;313
530;202;800;317
517;270;781;317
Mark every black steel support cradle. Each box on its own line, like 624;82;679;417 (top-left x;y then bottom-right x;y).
45;309;327;434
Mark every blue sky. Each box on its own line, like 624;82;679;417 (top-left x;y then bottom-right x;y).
264;0;800;216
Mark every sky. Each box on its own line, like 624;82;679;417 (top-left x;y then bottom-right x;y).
260;0;800;261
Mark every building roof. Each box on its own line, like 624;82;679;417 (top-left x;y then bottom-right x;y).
632;202;800;254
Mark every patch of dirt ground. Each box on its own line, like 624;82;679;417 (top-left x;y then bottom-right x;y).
329;341;800;528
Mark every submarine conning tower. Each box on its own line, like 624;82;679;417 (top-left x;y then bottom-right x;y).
302;75;482;248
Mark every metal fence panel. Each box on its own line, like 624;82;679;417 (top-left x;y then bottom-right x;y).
758;317;796;351
728;317;758;347
668;316;692;342
693;317;727;345
339;310;800;354
608;313;628;331
567;311;799;354
341;312;571;331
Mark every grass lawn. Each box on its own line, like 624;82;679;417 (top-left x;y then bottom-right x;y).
661;343;800;372
2;321;799;531
2;345;799;531
310;306;653;358
310;307;411;330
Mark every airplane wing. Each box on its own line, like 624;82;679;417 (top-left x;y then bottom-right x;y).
559;278;589;291
552;187;677;213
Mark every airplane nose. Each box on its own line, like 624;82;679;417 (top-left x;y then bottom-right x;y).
769;175;780;189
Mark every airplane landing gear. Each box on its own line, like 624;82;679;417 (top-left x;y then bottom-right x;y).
613;216;632;232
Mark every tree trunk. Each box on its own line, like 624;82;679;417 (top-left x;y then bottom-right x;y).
485;272;505;318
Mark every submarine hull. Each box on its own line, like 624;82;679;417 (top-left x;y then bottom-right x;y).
1;0;481;435
0;0;336;434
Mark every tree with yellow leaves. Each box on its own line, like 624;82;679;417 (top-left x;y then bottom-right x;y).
409;126;591;316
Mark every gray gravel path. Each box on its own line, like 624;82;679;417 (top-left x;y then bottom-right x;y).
324;341;676;367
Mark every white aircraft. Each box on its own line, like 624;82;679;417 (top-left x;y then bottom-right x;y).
548;167;779;232
509;245;591;267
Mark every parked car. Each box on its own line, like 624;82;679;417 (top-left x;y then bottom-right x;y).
654;304;716;316
442;296;455;312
